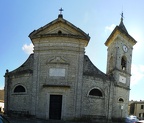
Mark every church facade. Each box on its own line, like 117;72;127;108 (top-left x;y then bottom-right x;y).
4;13;136;121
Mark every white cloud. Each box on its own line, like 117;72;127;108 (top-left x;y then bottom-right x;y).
0;86;4;90
105;24;116;33
131;64;144;86
22;43;34;54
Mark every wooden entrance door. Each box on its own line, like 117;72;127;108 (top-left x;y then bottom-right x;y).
49;95;62;120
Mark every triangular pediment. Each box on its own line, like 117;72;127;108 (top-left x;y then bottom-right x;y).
47;56;69;65
29;15;90;41
37;22;79;36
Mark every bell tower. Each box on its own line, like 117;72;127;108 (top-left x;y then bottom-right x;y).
105;13;137;118
105;13;137;87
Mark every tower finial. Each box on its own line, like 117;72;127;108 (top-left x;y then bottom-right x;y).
119;12;128;33
121;12;124;22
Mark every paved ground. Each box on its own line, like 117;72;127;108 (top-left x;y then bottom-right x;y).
8;118;124;123
7;117;87;123
6;116;124;123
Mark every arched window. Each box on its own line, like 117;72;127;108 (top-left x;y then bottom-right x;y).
121;56;127;70
89;88;103;97
14;85;26;93
118;98;124;103
58;30;62;35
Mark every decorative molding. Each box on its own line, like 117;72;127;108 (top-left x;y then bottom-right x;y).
43;84;70;88
46;56;69;65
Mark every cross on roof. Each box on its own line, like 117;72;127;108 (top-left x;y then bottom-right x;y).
121;12;124;19
120;12;125;22
59;8;64;14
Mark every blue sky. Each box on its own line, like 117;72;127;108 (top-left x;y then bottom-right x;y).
0;0;144;101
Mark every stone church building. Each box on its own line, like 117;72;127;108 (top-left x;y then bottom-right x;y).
4;13;136;121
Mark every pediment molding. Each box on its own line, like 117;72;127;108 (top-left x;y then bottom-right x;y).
46;56;69;65
29;17;90;41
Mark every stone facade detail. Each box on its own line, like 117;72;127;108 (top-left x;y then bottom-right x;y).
4;14;136;121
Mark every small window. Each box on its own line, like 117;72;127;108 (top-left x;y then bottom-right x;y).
89;88;102;97
14;85;26;93
58;30;62;35
109;56;114;71
118;98;124;102
141;105;144;109
121;56;127;70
